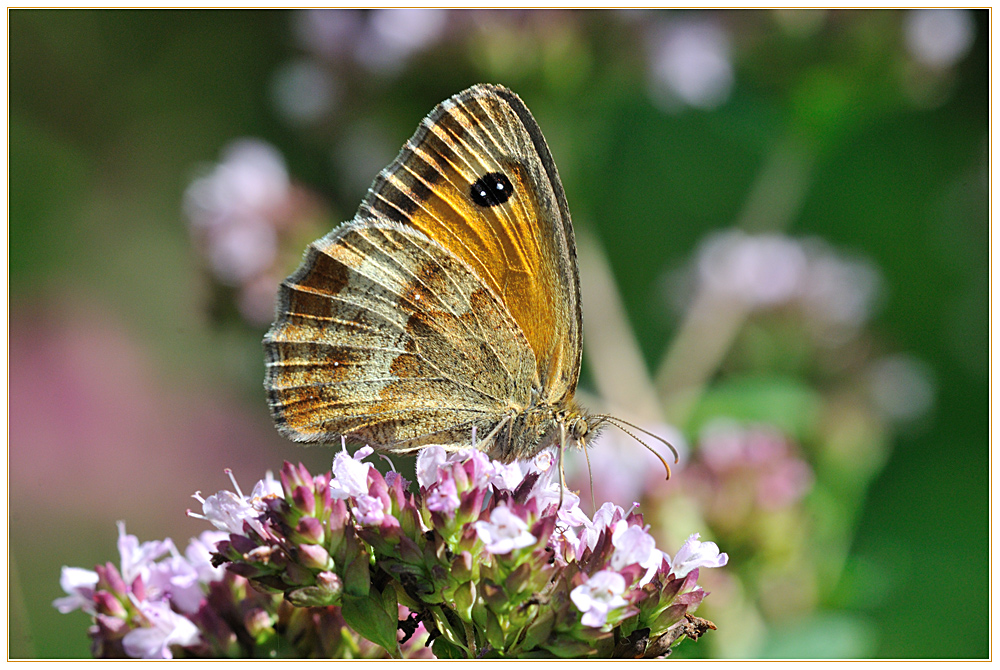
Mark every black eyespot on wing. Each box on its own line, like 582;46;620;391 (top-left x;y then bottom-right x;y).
470;172;514;207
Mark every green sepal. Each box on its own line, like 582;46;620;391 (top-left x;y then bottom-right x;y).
429;605;467;652
339;532;370;598
518;603;553;652
452;579;476;621
485;607;506;652
542;638;599;658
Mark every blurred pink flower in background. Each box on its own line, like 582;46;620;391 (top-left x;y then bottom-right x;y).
183;138;324;325
8;296;282;529
687;419;814;523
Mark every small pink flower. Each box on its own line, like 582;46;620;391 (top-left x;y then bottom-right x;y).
490;461;524;490
668;533;728;579
610;523;664;585
52;566;99;614
122;599;201;659
474;505;536;555
330;446;373;499
146;555;201;614
184;531;229;584
415;445;449;488
116;522;175;585
190;470;278;536
352;494;385;525
570;570;629;628
426;475;460;514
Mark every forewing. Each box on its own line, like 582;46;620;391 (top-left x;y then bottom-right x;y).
263;219;536;452
358;84;582;402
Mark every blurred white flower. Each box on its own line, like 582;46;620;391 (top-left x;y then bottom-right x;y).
680;230;882;343
291;8;365;60
354;8;448;74
799;245;881;334
904;9;975;70
207;217;277;286
868;353;936;423
698;231;808;307
184;139;290;286
186;140;289;224
271;58;339;125
648;19;734;111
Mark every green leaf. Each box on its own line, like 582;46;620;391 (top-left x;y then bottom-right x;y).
431;637;466;659
341;589;399;654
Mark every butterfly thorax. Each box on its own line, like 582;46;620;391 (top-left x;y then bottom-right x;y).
487;402;592;464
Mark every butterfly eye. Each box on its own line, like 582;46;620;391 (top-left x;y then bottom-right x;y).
470;172;514;207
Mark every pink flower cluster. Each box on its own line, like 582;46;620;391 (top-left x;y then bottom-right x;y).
53;523;226;658
57;445;729;658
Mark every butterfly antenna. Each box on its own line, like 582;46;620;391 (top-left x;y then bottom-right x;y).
583;437;597;513
592;414;680;462
593;415;678;480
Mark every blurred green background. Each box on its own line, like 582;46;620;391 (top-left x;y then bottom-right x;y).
9;9;988;659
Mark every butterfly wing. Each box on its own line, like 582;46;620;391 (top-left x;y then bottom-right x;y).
357;84;583;404
263;219;537;451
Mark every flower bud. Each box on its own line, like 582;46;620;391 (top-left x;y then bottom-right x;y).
286;571;343;608
296;543;332;570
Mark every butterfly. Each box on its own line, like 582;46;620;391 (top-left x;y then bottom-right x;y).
263;84;675;487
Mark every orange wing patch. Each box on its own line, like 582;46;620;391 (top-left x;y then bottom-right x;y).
358;86;581;403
